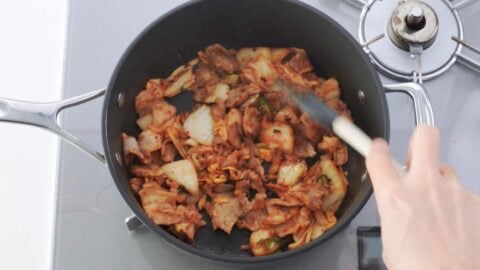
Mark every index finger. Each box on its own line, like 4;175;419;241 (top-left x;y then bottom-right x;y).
407;126;440;173
366;139;401;192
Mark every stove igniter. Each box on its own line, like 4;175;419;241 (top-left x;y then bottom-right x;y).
387;1;439;52
406;6;424;29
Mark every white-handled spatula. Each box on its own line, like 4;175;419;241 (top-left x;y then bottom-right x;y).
275;81;405;176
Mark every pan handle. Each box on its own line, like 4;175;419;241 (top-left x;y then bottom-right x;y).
0;88;107;163
383;82;435;126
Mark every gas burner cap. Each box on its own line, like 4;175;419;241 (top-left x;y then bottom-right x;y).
359;0;463;81
388;1;439;51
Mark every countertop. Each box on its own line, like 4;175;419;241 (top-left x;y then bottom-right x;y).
0;1;66;270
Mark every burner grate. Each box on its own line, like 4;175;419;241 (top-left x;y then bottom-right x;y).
349;0;480;82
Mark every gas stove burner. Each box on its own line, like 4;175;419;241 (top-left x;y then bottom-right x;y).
387;1;439;51
359;0;463;81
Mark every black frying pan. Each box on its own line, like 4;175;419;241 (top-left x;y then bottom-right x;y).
103;1;389;265
2;0;429;267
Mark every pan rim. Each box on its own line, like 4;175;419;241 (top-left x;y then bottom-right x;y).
102;0;390;265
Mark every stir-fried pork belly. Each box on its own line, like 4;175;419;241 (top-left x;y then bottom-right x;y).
123;44;352;255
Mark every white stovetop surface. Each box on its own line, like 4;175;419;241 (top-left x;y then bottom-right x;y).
0;1;66;270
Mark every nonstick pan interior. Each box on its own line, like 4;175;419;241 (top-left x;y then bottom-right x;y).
103;0;389;265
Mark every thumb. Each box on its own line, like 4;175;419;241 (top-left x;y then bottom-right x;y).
366;139;400;192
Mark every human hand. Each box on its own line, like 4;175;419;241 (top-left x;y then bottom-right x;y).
366;126;480;270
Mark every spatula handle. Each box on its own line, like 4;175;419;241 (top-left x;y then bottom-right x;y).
332;116;406;177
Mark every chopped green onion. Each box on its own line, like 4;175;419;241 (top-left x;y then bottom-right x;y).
317;175;330;185
265;237;280;250
258;95;273;114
